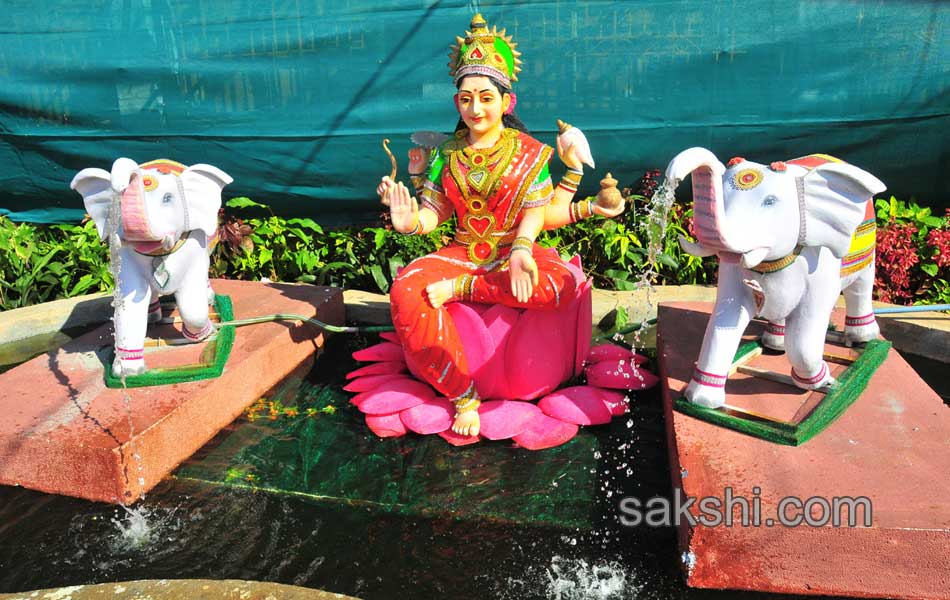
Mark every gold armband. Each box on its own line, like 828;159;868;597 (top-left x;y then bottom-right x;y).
409;174;425;195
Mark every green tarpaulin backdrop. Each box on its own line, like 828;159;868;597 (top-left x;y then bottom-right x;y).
1;0;947;224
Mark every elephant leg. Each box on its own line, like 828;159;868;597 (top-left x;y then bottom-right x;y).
685;259;756;408
842;264;879;346
785;296;837;391
112;257;151;377
761;318;786;352
176;275;214;342
206;281;216;306
147;295;163;323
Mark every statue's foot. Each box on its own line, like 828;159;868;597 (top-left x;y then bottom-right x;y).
761;322;786;352
843;316;879;347
451;411;480;437
684;378;726;409
426;279;456;309
112;357;147;378
791;362;835;391
182;320;215;343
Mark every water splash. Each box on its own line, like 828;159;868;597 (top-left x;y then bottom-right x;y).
543;556;638;600
111;505;154;550
106;185;150;514
621;176;680;352
642;177;679;270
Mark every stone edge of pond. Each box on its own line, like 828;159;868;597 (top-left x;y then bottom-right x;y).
1;284;948;364
0;579;361;599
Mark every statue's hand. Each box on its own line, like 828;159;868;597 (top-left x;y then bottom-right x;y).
408;147;428;175
594;195;626;219
377;176;396;206
509;250;539;303
556;135;585;172
389;182;420;233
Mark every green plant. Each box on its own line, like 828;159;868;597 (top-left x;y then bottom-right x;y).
0;216;111;310
539;170;716;289
874;196;950;305
212;197;453;293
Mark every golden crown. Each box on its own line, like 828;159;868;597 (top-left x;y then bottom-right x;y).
448;14;522;88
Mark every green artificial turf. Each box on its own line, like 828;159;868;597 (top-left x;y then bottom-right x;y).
104;294;235;388
673;338;892;445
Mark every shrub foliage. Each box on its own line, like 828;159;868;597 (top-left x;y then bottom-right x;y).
1;174;947;311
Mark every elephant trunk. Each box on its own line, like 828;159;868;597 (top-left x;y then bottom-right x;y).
665;148;740;255
111;158;162;242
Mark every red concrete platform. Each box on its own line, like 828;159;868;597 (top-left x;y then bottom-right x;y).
657;301;950;600
0;279;343;504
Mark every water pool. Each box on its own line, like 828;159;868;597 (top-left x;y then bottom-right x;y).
0;332;932;599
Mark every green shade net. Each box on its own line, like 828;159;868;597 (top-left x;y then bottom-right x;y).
1;1;947;224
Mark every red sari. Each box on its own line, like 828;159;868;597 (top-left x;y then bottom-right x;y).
389;128;577;401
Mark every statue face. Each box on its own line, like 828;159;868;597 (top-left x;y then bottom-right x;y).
456;75;509;140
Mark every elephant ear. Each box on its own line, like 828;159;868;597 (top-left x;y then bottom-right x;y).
802;162;886;258
180;164;233;237
70;168;114;240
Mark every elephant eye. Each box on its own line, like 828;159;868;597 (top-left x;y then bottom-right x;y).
762;195;778;207
162;193;174;204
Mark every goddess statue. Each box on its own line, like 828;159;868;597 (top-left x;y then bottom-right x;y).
375;14;626;439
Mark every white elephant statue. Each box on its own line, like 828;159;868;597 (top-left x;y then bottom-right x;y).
70;158;233;377
666;148;886;408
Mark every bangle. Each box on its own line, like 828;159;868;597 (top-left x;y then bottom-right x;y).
452;274;474;301
511;236;534;254
406;213;422;235
558;168;583;193
569;199;595;223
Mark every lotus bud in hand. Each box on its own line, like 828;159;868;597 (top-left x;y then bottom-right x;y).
556;119;595;169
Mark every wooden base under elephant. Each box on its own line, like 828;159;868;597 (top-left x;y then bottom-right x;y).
657;301;950;600
0;279;343;504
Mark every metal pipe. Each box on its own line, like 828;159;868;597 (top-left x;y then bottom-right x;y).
874;304;950;315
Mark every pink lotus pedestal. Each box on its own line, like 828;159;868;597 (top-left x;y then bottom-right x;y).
348;257;659;449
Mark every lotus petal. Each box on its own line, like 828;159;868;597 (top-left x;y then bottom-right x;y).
400;397;454;434
352;341;404;362
447;302;499;398
506;309;569;400
366;413;407;438
479;304;520;398
587;343;632;363
585;359;659;390
379;331;401;344
478;400;542;440
438;429;481;446
596;388;630;416
346;360;407;380
538;386;613;425
512;412;579;450
343;373;414;393
354;379;434;414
